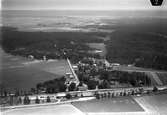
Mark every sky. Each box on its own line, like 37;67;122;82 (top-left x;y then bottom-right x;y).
1;0;167;10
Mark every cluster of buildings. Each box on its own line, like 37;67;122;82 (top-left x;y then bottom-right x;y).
64;58;121;92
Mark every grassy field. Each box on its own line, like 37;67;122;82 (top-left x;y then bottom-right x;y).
156;72;167;85
134;93;167;114
1;58;70;92
2;104;84;115
72;97;144;112
1;46;71;92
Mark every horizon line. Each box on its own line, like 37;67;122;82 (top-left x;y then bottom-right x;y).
1;8;167;11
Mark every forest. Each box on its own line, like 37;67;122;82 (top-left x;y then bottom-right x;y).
106;19;167;70
1;27;102;63
2;18;167;70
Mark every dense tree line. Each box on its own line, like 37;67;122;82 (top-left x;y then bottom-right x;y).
1;27;102;63
36;77;66;93
106;22;167;70
99;70;152;87
77;69;152;90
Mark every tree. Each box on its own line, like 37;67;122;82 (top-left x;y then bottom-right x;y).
59;82;66;92
15;90;20;96
35;96;40;104
101;93;104;98
120;92;123;96
87;80;98;90
24;96;30;105
104;93;107;98
123;92;126;96
146;90;150;94
100;71;109;80
47;96;51;103
36;83;43;90
66;93;72;99
139;88;144;94
95;93;100;99
99;80;110;89
9;96;14;106
108;92;111;98
31;88;36;94
131;90;135;95
153;86;158;92
4;91;7;97
112;93;114;98
68;82;76;91
18;97;22;104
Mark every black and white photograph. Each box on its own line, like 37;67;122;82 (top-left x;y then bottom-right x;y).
0;0;167;115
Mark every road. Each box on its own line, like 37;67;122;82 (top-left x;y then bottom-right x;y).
67;58;80;85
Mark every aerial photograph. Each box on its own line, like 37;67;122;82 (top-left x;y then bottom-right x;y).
0;0;167;115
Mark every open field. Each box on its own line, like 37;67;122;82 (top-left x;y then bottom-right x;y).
1;47;70;92
24;60;71;76
113;65;167;86
2;94;167;115
87;43;107;57
72;97;144;112
134;93;167;115
156;72;167;85
2;104;84;115
1;67;58;91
